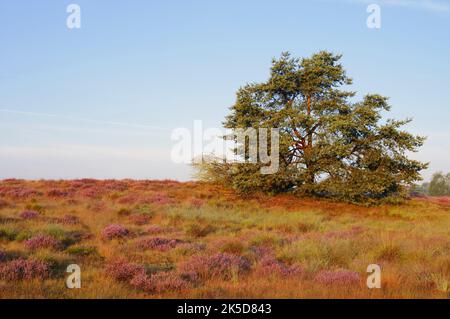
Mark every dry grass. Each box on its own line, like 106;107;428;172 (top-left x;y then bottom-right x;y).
0;179;449;299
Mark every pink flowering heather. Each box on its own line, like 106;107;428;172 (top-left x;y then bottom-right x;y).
314;269;360;286
19;210;39;220
255;256;303;277
106;258;146;282
180;253;251;281
25;235;62;251
146;193;176;205
136;237;182;251
0;258;50;281
101;224;130;240
130;271;191;293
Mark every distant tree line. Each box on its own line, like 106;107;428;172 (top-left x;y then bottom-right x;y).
412;172;450;196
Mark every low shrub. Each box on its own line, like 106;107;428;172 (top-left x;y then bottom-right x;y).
0;258;51;280
314;269;360;286
101;224;130;240
24;235;62;251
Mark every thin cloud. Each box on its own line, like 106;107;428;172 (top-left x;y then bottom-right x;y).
0;108;170;132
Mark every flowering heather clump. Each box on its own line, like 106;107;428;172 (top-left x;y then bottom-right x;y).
136;237;182;251
130;271;191;293
0;258;50;280
1;187;39;198
25;235;62;251
314;270;360;286
145;193;176;205
106;258;146;282
255;256;303;277
81;187;104;198
152;271;191;292
180;253;251;280
130;272;154;292
101;224;130;240
19;210;40;220
129;214;152;226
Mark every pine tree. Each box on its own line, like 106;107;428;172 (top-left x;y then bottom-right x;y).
196;51;428;204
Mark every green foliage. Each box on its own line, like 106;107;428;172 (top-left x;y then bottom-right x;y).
195;51;427;204
428;172;450;196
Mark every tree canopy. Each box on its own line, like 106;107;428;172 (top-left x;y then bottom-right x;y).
196;51;428;204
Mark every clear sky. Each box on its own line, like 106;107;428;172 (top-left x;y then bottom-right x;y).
1;0;449;181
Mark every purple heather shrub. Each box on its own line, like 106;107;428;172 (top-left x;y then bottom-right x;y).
136;237;182;251
25;235;62;251
146;193;176;205
130;271;191;293
151;271;191;292
255;256;304;277
314;269;361;286
180;253;251;280
130;272;154;292
101;224;130;240
0;258;50;280
19;210;39;220
106;258;146;282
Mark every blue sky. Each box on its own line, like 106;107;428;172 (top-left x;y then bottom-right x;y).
1;0;449;180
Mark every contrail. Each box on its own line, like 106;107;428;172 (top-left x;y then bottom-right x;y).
0;108;171;131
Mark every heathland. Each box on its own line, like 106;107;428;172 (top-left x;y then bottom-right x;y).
0;179;449;298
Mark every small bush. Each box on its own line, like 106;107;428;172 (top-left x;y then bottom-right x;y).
101;224;130;240
130;271;191;293
136;237;182;251
0;258;51;280
106;258;146;282
24;235;62;251
314;269;360;286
